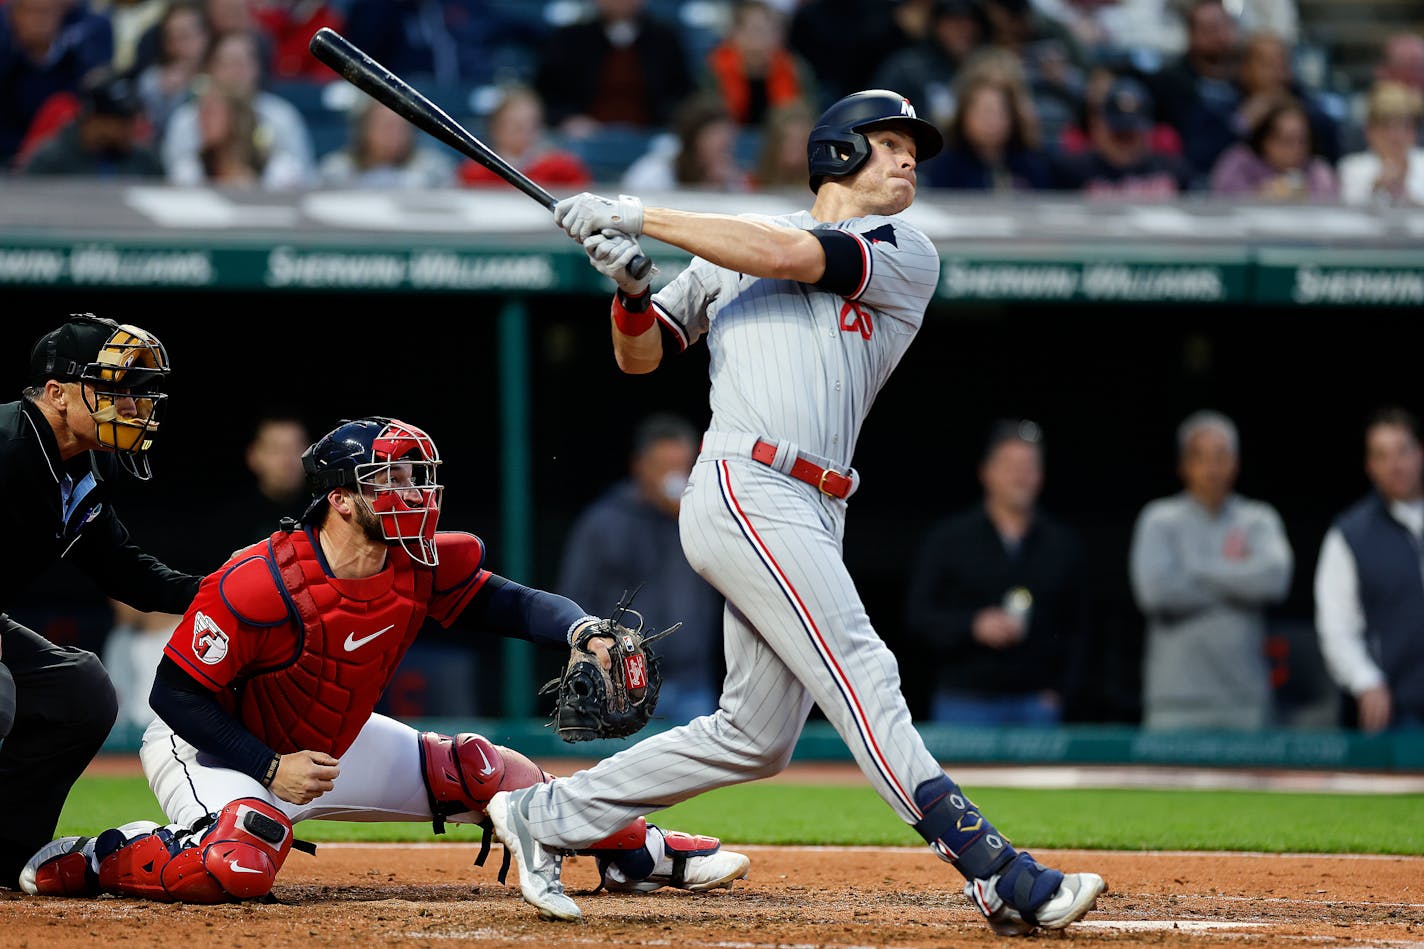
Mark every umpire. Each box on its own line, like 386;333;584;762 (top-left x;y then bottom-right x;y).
0;314;200;889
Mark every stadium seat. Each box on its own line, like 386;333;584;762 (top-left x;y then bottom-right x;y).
556;125;661;182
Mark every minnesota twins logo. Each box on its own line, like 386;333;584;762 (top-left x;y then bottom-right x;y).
192;611;229;665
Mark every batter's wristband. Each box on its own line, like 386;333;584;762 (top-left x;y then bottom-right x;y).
612;290;654;336
567;615;600;646
261;754;281;788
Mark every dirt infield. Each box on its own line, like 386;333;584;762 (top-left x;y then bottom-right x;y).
3;845;1420;948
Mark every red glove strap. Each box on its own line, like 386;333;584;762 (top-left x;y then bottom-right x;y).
611;291;655;336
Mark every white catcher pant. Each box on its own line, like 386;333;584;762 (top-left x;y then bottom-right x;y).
141;712;471;829
518;452;946;849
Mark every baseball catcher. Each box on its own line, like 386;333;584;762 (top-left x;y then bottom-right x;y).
20;416;749;907
541;591;679;742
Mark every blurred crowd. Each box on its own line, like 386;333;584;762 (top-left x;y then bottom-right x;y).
2;0;1422;205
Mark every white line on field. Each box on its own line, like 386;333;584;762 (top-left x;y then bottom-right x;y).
312;842;1422;861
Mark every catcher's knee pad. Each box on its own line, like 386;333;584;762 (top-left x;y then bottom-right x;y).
419;731;552;832
912;774;1016;881
97;799;293;903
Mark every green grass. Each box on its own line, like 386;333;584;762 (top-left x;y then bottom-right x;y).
57;776;1424;855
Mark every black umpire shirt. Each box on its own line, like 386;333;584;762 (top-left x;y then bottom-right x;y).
0;398;199;616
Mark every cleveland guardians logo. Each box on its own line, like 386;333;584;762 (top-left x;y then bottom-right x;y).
192;611;230;664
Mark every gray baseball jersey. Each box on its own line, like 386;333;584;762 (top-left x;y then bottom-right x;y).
513;208;951;846
651;210;940;469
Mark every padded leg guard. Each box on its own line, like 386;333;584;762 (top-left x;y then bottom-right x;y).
96;799;293;903
912;774;1016;881
20;836;99;896
419;732;552;832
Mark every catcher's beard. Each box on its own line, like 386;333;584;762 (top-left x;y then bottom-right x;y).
351;492;387;545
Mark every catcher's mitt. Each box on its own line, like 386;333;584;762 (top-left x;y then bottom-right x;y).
540;595;679;742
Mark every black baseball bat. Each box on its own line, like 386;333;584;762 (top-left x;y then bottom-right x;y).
308;27;651;281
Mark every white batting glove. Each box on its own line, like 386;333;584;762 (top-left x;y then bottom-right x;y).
554;192;644;241
584;228;656;295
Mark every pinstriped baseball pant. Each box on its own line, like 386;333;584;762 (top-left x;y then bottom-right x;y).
516;455;946;849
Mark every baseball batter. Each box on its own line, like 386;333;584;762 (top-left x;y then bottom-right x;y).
485;90;1107;935
21;416;748;903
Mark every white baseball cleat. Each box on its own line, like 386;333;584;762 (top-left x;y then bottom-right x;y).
599;828;750;893
966;868;1106;936
1034;872;1107;929
485;790;583;922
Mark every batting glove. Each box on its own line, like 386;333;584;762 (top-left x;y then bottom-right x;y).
584;228;656;295
554;192;644;241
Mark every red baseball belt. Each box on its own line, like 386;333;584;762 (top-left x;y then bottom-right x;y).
750;439;853;499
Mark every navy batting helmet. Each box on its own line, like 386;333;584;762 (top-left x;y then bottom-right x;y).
807;89;944;193
300;416;443;565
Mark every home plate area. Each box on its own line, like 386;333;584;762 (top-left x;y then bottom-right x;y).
3;845;1420;948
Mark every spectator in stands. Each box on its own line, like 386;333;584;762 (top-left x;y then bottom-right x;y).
622;93;752;192
533;0;694;138
788;0;915;107
1375;32;1424;95
702;0;815;128
20;65;163;177
341;0;524;86
103;599;180;732
1054;74;1194;196
926;50;1053;191
89;0;167;77
872;0;987;132
252;0;345;83
457;83;590;189
1315;406;1424;733
191;82;267;186
1209;97;1337;200
0;0;114;167
206;413;311;555
980;0;1087;115
1234;30;1340;166
1339;81;1424;207
905;419;1090;726
1059;64;1182;156
557;413;724;725
161;29;315;187
751;98;815;189
1150;0;1244;184
202;0;273;70
319;95;455;188
135;0;210;140
1129;410;1294;730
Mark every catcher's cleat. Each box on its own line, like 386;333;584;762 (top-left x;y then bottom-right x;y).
598;828;750;894
965;855;1106;936
486;790;583;922
19;836;98;897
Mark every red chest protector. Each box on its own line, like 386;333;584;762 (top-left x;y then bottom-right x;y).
236;529;433;757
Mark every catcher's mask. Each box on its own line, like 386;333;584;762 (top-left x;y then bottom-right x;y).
28;313;171;481
300;416;443;566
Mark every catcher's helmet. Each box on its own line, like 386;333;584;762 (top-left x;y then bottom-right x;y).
806;89;944;193
300;416;443;566
28;313;171;480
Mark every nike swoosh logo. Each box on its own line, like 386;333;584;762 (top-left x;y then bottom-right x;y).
474;743;497;777
344;624;396;652
230;862;263;874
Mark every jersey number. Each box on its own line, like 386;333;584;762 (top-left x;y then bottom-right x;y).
839;300;873;340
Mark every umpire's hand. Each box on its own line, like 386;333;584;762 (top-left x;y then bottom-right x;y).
271;750;340;805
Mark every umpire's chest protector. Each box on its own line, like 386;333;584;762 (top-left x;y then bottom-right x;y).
236;529;432;757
